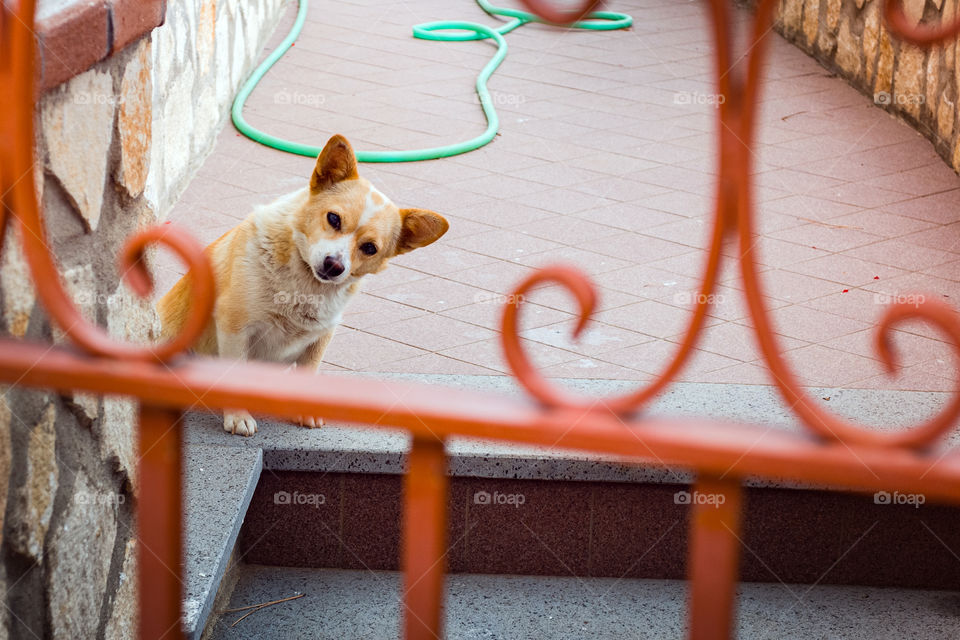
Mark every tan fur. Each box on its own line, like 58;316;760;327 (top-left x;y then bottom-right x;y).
157;135;448;436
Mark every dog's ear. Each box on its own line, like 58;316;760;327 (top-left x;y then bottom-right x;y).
311;134;358;191
395;209;449;255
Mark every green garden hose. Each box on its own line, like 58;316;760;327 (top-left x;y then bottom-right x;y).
231;0;632;162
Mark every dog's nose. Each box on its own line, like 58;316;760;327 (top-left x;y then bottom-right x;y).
319;255;345;279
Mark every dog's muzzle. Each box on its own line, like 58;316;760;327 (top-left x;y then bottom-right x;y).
316;255;345;280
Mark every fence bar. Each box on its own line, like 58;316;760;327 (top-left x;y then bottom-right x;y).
137;405;185;640
402;436;449;640
688;475;743;640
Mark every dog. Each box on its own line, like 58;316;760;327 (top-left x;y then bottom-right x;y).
157;135;448;435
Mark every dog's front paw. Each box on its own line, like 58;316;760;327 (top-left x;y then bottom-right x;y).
224;411;258;436
296;415;324;429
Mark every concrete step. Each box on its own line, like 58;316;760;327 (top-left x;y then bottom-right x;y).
186;376;960;492
206;565;960;639
183;445;262;639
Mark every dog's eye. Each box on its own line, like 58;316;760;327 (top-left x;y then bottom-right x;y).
326;211;341;231
360;242;378;256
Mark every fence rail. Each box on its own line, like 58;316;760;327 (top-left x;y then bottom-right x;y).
2;1;959;639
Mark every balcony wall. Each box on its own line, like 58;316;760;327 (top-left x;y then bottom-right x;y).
0;0;286;637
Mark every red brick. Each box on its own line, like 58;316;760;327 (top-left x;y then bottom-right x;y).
108;0;165;54
37;0;110;91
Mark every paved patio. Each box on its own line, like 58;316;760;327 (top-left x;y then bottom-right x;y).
158;0;960;393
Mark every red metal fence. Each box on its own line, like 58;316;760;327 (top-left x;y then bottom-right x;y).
3;1;960;639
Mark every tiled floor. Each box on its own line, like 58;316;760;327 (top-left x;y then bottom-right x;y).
158;0;960;392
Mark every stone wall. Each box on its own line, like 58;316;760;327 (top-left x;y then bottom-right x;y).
774;0;960;171
0;0;285;637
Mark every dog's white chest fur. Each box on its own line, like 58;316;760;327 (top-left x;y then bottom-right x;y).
240;202;357;363
247;285;352;363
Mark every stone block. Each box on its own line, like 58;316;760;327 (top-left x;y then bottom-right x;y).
926;48;940;120
895;43;926;119
104;537;138;640
162;64;197;197
803;0;821;48
938;94;955;141
8;404;58;562
0;394;12;537
197;0;218;76
47;471;118;640
902;0;926;25
863;0;880;83
215;8;233;106
117;39;152;199
41;69;116;232
827;0;842;30
1;227;36;338
53;264;96;345
876;29;895;94
836;15;862;77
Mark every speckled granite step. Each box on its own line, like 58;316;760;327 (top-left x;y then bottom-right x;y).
185;375;959;488
183;445;263;640
206;566;960;639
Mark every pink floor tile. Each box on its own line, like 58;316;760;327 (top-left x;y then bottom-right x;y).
766;222;881;253
520;321;651;357
848;239;956;272
695;321;808;363
515;246;636;275
374;353;503;376
596;340;740;377
694;361;781;385
764;305;871;343
748;269;848;304
375;278;480;313
781;344;886;387
900;223;960;254
596;299;719;339
513;216;622;245
783;254;906;287
364;313;496;353
340;294;428;331
539;358;651;380
814;208;936;238
441;300;573;332
821;328;951;369
739;238;831;269
439;337;578;373
851;364;955;392
447;229;565;261
321;329;428;371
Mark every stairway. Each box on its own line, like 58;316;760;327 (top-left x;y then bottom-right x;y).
183;376;960;638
